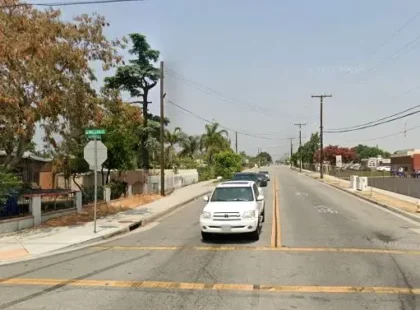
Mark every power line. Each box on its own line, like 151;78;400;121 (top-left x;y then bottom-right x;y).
165;69;277;118
325;109;420;133
0;0;146;8
326;104;420;131
344;124;420;143
167;99;294;141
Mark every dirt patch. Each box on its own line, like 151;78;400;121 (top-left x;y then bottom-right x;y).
42;194;161;227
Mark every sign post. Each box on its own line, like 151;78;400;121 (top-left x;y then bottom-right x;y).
84;129;107;233
336;155;342;186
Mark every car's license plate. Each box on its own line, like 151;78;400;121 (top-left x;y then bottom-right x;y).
221;225;231;231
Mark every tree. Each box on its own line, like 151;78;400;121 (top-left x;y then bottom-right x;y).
213;151;242;179
353;144;391;161
201;122;230;163
164;127;183;167
179;135;201;159
0;166;22;203
314;145;357;165
299;132;320;164
256;151;272;166
105;33;160;170
0;3;123;170
100;91;142;183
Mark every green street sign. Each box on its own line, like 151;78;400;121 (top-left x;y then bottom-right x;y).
87;134;102;139
85;129;106;136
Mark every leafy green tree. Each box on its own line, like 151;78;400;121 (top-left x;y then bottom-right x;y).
299;132;320;164
0;166;22;203
213;151;242;179
353;144;391;161
105;33;160;170
100;92;142;182
201;122;230;163
256;151;272;166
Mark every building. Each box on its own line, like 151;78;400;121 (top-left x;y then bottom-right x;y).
390;149;420;172
0;151;53;189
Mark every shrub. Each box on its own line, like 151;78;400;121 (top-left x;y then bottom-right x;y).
213;151;242;180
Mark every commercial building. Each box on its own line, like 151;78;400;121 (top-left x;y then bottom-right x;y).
390;149;420;172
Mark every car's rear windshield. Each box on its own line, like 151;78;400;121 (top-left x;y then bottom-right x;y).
232;173;258;182
211;187;254;202
260;171;268;174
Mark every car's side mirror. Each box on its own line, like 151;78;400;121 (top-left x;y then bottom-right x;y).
257;195;264;201
203;195;209;202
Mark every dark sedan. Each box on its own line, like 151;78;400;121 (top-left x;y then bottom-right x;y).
232;172;267;187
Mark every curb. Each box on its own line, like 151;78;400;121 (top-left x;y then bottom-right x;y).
302;172;420;224
0;189;212;266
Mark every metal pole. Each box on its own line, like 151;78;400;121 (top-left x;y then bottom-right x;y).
160;61;165;196
94;137;97;233
294;123;306;172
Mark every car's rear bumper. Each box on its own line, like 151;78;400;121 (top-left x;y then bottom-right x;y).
200;218;259;234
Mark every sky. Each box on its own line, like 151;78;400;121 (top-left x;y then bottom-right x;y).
32;0;420;159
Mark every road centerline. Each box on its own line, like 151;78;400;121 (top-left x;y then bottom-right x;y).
1;277;419;295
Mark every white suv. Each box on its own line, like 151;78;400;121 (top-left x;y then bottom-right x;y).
200;181;265;241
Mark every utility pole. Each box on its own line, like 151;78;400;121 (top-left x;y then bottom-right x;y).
235;131;238;153
289;138;294;168
160;61;166;196
311;94;332;179
294;122;306;173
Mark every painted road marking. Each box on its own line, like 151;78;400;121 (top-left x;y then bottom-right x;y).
1;278;419;295
94;245;420;255
270;175;277;248
275;178;281;247
315;205;338;214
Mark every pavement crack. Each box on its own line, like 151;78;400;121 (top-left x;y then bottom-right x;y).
0;252;151;310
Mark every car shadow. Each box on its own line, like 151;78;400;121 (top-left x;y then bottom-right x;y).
201;231;261;245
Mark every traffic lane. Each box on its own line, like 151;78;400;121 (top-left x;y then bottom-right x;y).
1;244;420;289
101;180;275;248
277;167;420;249
0;287;418;310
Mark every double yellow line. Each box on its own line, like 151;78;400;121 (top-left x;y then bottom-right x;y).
271;175;281;248
1;278;419;295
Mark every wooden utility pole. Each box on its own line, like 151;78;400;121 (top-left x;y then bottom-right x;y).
235;131;238;153
311;94;332;179
289;138;294;168
294;123;306;172
160;61;166;196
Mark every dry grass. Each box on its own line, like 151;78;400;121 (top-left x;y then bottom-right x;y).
42;193;161;227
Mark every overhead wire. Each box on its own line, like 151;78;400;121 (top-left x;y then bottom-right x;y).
167;99;297;141
165;68;317;123
0;0;146;8
324;109;420;133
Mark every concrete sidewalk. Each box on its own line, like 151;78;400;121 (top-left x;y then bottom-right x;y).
0;180;216;265
298;167;420;223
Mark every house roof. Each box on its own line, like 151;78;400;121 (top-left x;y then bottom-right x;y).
0;150;52;163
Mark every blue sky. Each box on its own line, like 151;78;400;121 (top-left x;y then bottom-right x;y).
34;0;420;158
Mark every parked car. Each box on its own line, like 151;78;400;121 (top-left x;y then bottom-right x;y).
200;181;265;241
232;172;266;188
259;171;270;181
257;173;268;187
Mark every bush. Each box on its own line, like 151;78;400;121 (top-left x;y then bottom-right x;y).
109;180;127;200
213;151;242;180
197;165;215;181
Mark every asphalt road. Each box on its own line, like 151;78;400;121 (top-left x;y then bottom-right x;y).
0;166;419;310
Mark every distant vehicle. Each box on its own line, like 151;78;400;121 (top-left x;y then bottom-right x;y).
259;171;270;181
200;181;265;241
232;172;267;188
257;173;268;187
377;166;391;172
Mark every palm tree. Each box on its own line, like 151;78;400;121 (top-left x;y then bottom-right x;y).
164;127;182;166
201;122;230;163
179;135;201;159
